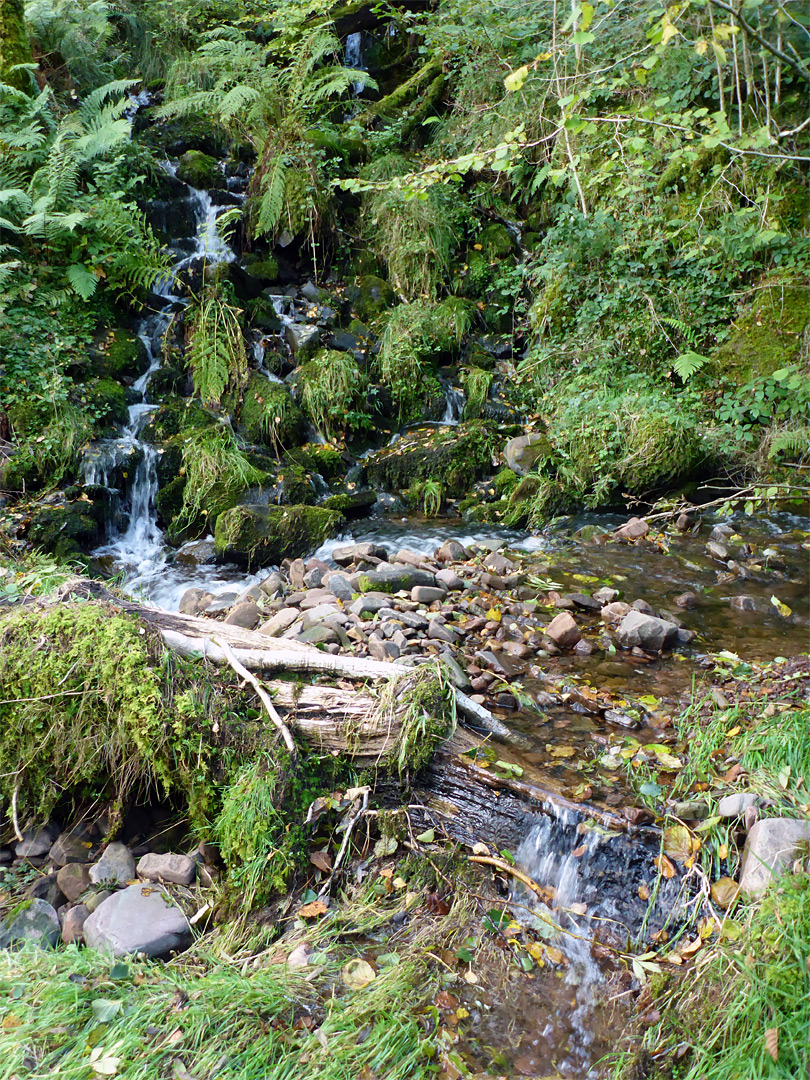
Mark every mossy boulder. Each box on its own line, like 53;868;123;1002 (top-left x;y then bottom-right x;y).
247;295;283;334
140;398;216;444
364;421;497;497
284;444;345;480
25;499;105;559
321;488;376;514
214;504;345;568
90;329;149;381
477;223;515;260
345;275;396;322
243;255;279;285
715;282;810;381
84;378;129;430
176;151;224;190
238;374;306;449
143;114;228;158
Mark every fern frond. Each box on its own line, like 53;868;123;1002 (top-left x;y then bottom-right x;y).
768;427;810;461
672;350;711;381
255;154;288;236
661;314;700;350
78;79;139;120
66;263;98;300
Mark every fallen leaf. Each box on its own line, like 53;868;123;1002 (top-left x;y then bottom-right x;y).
664;825;695;863
374;836;398;858
89;1048;122;1076
765;1027;779;1062
472;842;490;855
549;746;577;759
770;596;792;618
638;883;650;901
654;854;677;879
711;877;740;910
416;828;435;843
342;959;376;990
309;851;332;872
298;900;328;918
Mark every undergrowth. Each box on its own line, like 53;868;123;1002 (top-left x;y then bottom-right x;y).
299;349;368;441
177;426;265;529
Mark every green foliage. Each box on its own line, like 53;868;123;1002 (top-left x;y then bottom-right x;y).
300;348;368;441
24;0;127;90
376;662;457;776
186;284;249;406
461;365;493;419
177;425;266;530
239;372;303;454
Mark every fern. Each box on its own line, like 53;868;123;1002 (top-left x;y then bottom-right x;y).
255;154;288;236
661;314;700;351
768;427;810;461
672;350;711;381
66;264;98;300
187;286;249;406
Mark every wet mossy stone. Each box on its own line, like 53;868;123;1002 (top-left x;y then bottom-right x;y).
345;275;396;322
477;223;515;260
214;504;345;568
140;398;215;445
463;342;497;372
156;474;186;528
84;378;129;430
270;463;318;506
147;366;187;399
247;295;283;334
143;114;228;158
238;374;305;449
364;421;497;497
284;444;345;480
321;488;376;514
26;500;104;559
715;282;810;381
243;255;279;284
90;329;149;381
176;150;224;191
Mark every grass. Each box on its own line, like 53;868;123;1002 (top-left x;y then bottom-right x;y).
461;365;493;419
177;426;266;528
299;349;367;441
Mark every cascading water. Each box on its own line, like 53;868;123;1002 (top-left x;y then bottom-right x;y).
440;379;465;424
344;32;367;95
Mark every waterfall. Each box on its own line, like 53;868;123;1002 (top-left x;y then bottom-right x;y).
344;32;367;96
440;380;465;424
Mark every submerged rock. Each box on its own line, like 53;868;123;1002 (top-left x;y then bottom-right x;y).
83;884;192;957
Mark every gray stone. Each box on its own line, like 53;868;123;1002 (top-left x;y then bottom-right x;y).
236;585;263;605
299;588;335;609
592;587;619;605
57;863;92;903
706;540;729;561
616;610;679;652
349;593;391;616
615;517;649;540
412;586;446;605
356;564;436;594
483;552;515;575
0;899;60;949
710;524;734;540
297;625;340;645
324;571;354;602
285;322;320;358
740;818;810;897
544;612;581;649
90;842;136;886
504;432;551;476
435;540;469;563
439;652;471;691
49;830;92;866
203;592;239;615
14;824;59;859
259;572;284;597
718;792;761;818
224;601;261;629
26;872;66;910
62;904;90;945
179;588;212;616
83;884;192;957
428;620;459;644
730;595;758;612
674;591;698;609
301;603;344;630
601;601;631;622
435;568;464;591
288;559;306;589
566;593;601;612
332;542;387;567
368;636;400;661
137;852;197;886
303;567;325;589
632;599;657;616
395;549;426;568
386;609;428;631
259;607;300;637
85;889;113;913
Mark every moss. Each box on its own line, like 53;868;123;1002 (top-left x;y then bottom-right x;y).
238;373;305;450
321;489;376;513
284;443;345;480
176;150;225;190
89;329;149;381
477;223;515;260
0;0;31;90
140;397;216;444
243;255;279;283
364;421;497;497
214;504;345;568
300;349;370;440
246;294;283;333
84;377;129;430
377;662;457;774
345;274;396;321
25;500;103;559
142;114;228;157
492;466;520;495
715;282;810;381
272;462;318;506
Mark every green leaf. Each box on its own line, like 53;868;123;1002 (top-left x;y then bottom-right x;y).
639;780;663;798
504;65;530;93
580;2;595;30
415;828;435;843
91;999;123;1023
456;947;474;963
66;264;98;300
673;351;711;381
571;30;596;44
108;964;130;982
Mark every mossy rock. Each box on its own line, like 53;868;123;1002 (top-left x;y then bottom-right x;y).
25;500;104;559
148;366;187;399
214;504;345;568
176;150;225;190
321;488;376;514
271;463;318;506
477;223;515;260
364;421;497;497
715;283;810;381
140;398;216;444
243;256;279;284
156;474;187;527
84;378;129;430
238;374;306;449
463;343;497;372
284;444;345;480
89;329;149;381
247;295;283;334
143;114;228;158
345;275;396;322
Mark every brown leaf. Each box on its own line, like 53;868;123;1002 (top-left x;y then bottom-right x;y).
722;763;743;783
436;991;459;1010
765;1027;779;1062
664;825;695;863
298;899;328;918
309;851;332;873
654;854;677;880
711;877;740;910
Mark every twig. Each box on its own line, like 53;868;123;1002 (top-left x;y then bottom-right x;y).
11;785;23;843
212;636;296;754
318;788;370;897
469;854;551;895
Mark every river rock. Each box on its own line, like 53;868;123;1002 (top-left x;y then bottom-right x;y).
435;567;464;590
503;432;552;476
179;588;212;615
355;564;436;594
435;540;468;563
0;899;60;949
285;322;320;359
332;542;388;566
592;587;619;605
49;829;92;866
740;818;810;897
259;571;284;597
428;620;458;644
567;592;601;612
544;612;581;649
298;624;341;645
214;505;344;568
90;842;136;886
224;601;261;629
615;517;649;540
674;591;698;609
259;608;301;636
203;591;239;615
483;551;515;575
710;524;734;541
601;601;631;622
83;884;192;957
616;611;678;652
729;595;758;612
62;904;90;945
706;540;729;561
412;585;446;605
718;792;760;818
301;603;345;629
324;571;354;602
57;863;92;903
27;872;66;909
14;823;59;859
137;852;196;886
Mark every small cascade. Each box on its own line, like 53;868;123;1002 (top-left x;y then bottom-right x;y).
440;379;465;424
344;32;367;95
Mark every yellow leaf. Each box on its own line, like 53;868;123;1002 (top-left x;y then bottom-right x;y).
342;959;376;990
770;595;792;617
549;746;577;759
486;608;501;621
727;726;741;738
299;900;328;918
718;843;728;860
664;825;695;862
711;877;740;910
655;854;677;879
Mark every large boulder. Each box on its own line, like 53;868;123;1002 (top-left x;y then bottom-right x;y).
0;899;60;949
214;504;344;568
365;422;496;498
504;432;552;476
615;610;679;652
89;328;149;381
238;373;305;449
176;150;225;190
83;884;192;957
345;275;396;321
740;818;810;897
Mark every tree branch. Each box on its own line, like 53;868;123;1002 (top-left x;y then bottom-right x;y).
706;0;810;82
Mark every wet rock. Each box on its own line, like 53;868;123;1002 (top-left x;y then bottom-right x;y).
718;792;760;818
202;592;239;615
0;899;60;949
259;572;284;597
710;524;734;541
14;824;59;859
616;611;679;652
615;517;649;541
303;567;325;589
49;830;92;866
567;593;601;613
706;540;729;561
332;542;388;566
632;599;658;617
501;640;531;659
601;601;631;622
298;624;341;646
483;552;514;575
175;538;217;566
439;653;471;691
90;842;136;886
729;595;758;612
179;587;213;615
137;852;197;886
674;513;696;532
57;863;92;903
259;608;300;637
355;564;436;594
592;587;619;605
284;322;321;359
62;904;90;945
503;432;552;476
215;505;344;568
83;884;192;957
224;601;261;629
435;568;464;591
740;819;810;897
670;800;710;820
544;612;581;649
674;592;698;609
574;639;595;657
412;586;446;605
435;540;469;563
481;572;507;590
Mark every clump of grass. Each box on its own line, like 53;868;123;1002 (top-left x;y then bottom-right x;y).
177;425;266;528
377;662;457;775
461;365;493;419
187;284;249;406
408;478;444;516
300;349;367;441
